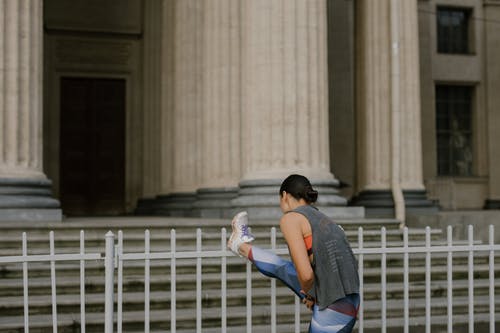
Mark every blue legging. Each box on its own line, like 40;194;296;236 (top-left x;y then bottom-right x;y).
249;246;359;333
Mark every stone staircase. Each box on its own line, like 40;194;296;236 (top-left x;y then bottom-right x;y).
0;216;498;332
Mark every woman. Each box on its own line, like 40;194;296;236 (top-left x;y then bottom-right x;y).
228;174;360;332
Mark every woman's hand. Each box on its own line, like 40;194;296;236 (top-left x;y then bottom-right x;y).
302;298;315;310
300;290;315;310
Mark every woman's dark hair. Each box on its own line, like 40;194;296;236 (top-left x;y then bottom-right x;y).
279;174;318;204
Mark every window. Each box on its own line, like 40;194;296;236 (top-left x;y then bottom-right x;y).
437;6;472;54
435;85;473;176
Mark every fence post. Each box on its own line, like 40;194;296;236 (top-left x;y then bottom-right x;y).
489;225;495;333
104;231;115;333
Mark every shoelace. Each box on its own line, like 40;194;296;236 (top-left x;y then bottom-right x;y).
240;224;251;236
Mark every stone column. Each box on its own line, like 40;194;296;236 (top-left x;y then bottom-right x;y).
142;0;162;198
151;0;204;216
398;0;437;215
235;0;361;219
134;0;164;215
0;0;61;221
192;0;242;218
159;0;176;198
484;3;500;209
353;0;392;200
398;0;424;191
351;0;437;217
137;0;243;218
172;0;203;193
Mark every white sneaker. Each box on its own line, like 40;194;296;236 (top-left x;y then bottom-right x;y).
228;211;255;256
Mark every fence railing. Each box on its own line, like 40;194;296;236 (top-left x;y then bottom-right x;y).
0;225;497;333
0;231;101;333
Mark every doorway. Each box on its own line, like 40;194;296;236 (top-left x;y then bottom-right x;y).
59;77;126;216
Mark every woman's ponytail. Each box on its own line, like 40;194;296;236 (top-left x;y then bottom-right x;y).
305;189;318;203
279;174;318;204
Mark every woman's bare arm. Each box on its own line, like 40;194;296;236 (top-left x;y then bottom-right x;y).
279;212;314;293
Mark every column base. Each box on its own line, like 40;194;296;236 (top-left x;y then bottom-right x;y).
147;192;198;217
349;189;439;218
0;178;62;222
135;179;363;220
484;199;500;210
134;198;160;215
231;178;363;220
135;189;239;218
193;187;239;218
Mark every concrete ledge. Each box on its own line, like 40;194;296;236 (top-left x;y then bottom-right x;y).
318;206;365;219
350;190;439;218
407;210;500;243
0;209;62;222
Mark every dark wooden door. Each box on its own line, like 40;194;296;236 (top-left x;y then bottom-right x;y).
60;77;126;216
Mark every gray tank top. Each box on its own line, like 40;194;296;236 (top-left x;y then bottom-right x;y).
292;205;359;309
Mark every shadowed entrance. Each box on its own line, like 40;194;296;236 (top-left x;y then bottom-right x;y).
59;77;126;216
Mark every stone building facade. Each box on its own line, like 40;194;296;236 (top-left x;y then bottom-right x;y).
0;0;498;221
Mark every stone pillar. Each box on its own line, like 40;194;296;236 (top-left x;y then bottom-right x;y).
142;0;162;198
398;0;437;215
0;0;61;221
327;0;356;199
172;0;203;194
484;3;500;209
136;0;243;218
235;0;361;219
149;0;204;216
159;0;176;202
353;0;392;200
135;0;163;214
351;0;437;217
192;0;242;218
398;0;424;191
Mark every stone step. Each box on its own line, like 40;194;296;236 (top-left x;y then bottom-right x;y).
0;259;497;298
126;313;499;333
0;216;401;227
0;216;494;332
0;306;304;333
360;312;500;333
1;248;496;283
1;237;464;258
0;226;453;253
1;295;497;333
0;217;402;238
157;312;499;333
1;244;497;282
0;220;442;242
0;227;443;249
2;277;499;316
1;261;496;320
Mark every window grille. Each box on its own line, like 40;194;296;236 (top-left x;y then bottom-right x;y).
435;85;473;176
437;6;472;54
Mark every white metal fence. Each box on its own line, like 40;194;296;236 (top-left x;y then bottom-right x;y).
0;231;102;333
0;225;497;333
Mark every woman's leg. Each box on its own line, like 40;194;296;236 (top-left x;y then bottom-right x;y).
243;244;303;298
228;212;303;296
237;243;359;333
